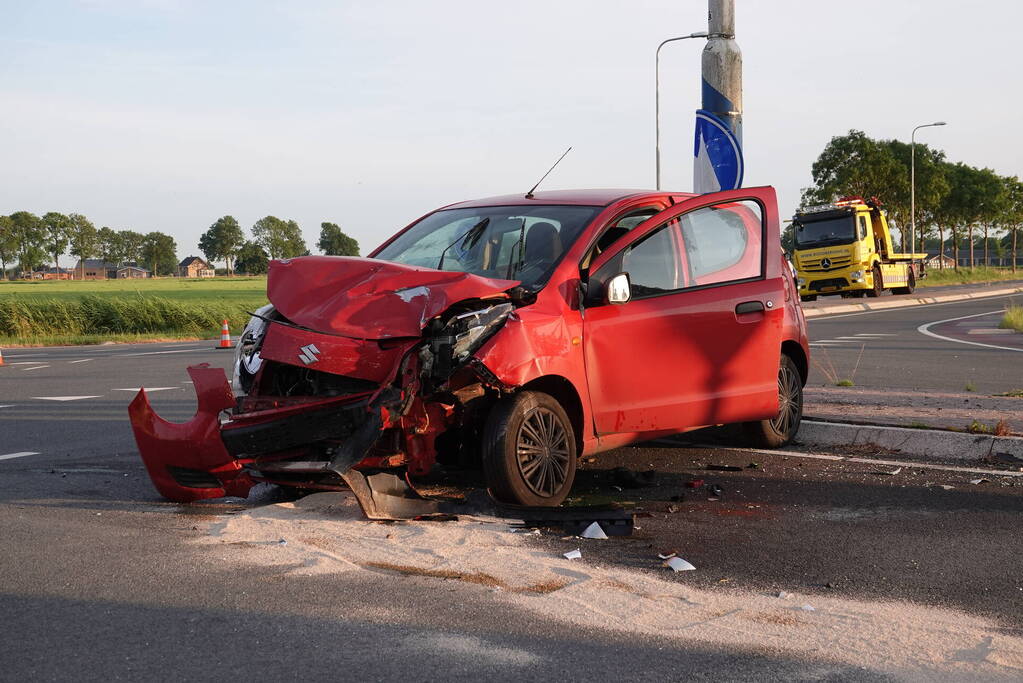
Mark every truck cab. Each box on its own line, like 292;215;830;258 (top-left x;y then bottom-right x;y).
792;197;926;301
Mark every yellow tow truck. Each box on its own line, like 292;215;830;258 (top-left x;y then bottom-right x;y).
792;197;927;301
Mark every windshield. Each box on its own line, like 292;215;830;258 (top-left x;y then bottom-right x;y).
794;215;855;248
375;205;600;289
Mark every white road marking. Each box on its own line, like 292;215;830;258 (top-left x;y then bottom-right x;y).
119;349;210;357
112;387;178;392
852;333;897;337
918;310;1023;353
22;365;50;371
32;395;102;401
718;446;1023;478
68;358;94;363
834;336;874;340
0;405;14;409
8;361;49;365
0;452;39;461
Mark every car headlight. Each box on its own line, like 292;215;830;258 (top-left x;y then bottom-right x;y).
797;278;806;287
849;270;864;279
233;303;273;394
448;303;513;361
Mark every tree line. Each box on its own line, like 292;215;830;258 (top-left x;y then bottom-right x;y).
0;211;360;279
801;130;1022;269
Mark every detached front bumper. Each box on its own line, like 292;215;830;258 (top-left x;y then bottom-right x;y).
128;363;383;503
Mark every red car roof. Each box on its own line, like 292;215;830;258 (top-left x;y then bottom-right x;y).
443;188;695;209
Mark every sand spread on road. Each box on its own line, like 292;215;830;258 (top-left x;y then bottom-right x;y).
204;491;1023;681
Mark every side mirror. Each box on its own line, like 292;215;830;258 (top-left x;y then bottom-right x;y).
605;272;632;305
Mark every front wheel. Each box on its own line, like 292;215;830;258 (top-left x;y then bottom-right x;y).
865;265;883;297
482;391;577;506
742;355;803;448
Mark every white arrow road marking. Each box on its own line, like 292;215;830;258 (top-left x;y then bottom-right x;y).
22;365;50;371
112;387;178;392
68;358;94;363
0;452;39;461
918;310;1023;353
32;396;102;401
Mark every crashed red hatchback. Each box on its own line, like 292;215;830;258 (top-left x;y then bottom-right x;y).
130;187;809;508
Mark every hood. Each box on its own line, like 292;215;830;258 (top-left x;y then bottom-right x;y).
267;256;520;339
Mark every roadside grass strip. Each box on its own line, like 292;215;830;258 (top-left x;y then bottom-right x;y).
0;452;39;461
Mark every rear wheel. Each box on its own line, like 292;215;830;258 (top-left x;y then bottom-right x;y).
865;265;883;297
742;355;803;448
893;270;916;295
482;391;577;506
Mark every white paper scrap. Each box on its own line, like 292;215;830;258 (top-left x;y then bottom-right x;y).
580;522;608;539
563;549;582;560
664;557;696;572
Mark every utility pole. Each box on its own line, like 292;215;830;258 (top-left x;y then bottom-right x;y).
694;0;743;194
702;0;742;143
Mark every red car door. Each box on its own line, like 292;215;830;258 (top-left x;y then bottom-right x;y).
582;187;785;435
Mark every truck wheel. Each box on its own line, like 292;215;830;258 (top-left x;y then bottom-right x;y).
865;265;883;297
742;355;803;448
482;390;577;507
893;270;916;295
800;295;817;302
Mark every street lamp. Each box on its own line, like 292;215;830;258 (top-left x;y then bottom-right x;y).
910;121;946;257
656;31;708;190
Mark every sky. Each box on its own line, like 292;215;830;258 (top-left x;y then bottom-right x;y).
2;0;1021;262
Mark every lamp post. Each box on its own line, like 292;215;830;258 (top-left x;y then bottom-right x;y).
910;121;946;257
655;32;707;190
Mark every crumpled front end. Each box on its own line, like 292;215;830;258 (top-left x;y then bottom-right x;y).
129;256;520;504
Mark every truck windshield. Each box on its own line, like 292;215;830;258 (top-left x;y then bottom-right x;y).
794;215;855;248
374;205;599;289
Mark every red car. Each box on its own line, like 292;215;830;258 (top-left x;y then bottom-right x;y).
130;187;809;508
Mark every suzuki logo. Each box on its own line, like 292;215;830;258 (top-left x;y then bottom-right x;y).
297;343;321;365
820;258;832;270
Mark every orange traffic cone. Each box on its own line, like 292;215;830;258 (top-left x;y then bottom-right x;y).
0;348;5;366
215;320;232;349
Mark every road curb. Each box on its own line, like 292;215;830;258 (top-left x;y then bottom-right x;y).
802;285;1023;318
797;419;1023;461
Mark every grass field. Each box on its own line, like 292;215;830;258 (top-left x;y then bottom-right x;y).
0;277;268;346
919;266;1022;287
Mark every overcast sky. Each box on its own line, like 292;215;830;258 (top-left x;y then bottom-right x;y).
2;0;1021;260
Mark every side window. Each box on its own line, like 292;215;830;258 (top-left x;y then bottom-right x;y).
581;206;662;270
679;200;762;286
592;222;679;300
857;215;868;240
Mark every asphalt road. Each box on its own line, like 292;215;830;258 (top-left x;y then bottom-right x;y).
806;291;1023;394
2;317;1022;680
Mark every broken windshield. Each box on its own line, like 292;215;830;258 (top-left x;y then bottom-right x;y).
375;205;600;289
794;215;856;248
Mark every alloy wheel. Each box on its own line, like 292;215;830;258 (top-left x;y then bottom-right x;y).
515;407;571;497
770;362;802;437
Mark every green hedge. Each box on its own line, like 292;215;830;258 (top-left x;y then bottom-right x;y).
0;295;258;338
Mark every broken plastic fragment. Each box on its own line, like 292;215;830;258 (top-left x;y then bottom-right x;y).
970;478;991;485
580;521;608;539
873;467;902;476
658;552;677;560
664;557;696;572
563;548;582;560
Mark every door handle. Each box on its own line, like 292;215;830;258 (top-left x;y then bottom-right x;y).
735;301;765;315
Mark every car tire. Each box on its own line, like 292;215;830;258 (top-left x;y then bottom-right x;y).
482;390;577;507
742;355;803;448
865;265;883;297
800;295;817;302
893;270;916;295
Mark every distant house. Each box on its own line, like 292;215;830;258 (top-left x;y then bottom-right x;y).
73;259;119;280
20;266;73;280
179;256;215;278
116;265;150;279
926;253;956;269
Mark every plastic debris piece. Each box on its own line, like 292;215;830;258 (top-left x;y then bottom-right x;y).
658;552;677;560
685;479;705;489
970;478;991;485
707;464;742;471
664;557;696;572
563;548;582;560
580;521;608;539
873;467;902;476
